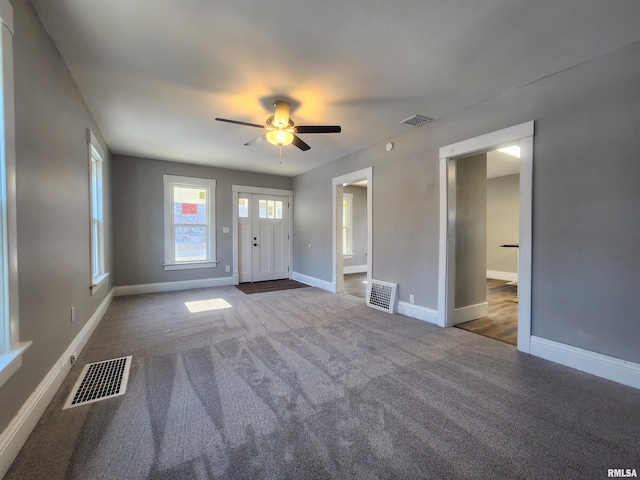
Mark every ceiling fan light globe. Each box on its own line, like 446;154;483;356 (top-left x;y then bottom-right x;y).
266;130;294;146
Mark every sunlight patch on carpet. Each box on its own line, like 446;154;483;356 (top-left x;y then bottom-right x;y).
185;298;233;313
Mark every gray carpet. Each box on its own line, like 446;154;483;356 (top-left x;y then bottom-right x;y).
6;286;640;479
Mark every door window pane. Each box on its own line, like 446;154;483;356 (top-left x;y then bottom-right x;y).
239;198;249;218
258;198;284;219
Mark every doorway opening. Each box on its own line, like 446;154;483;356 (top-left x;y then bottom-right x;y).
332;167;372;295
232;186;293;285
438;121;534;353
454;146;521;345
342;180;368;299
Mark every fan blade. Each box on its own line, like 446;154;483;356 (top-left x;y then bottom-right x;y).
294;125;341;134
273;100;291;128
215;118;264;128
244;135;266;146
291;134;311;151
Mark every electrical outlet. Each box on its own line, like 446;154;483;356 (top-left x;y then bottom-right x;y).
225;265;230;273
409;295;415;304
71;306;75;322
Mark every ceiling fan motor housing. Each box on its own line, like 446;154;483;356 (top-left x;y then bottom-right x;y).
266;115;295;131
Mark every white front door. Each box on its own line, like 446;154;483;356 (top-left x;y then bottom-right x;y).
238;193;290;282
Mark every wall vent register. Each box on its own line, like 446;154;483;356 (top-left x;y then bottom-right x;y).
366;279;398;314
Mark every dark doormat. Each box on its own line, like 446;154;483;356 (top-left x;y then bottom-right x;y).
235;279;309;294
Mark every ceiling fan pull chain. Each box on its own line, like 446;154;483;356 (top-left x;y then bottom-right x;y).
279;145;283;163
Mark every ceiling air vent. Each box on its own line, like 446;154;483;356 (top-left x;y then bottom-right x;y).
400;114;433;127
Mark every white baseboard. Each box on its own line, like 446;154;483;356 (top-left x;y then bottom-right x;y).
292;272;334;292
454;302;488;324
530;336;640;390
0;288;115;479
486;270;518;282
344;265;367;274
114;276;234;296
397;301;439;325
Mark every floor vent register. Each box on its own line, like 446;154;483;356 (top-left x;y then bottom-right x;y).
64;356;132;409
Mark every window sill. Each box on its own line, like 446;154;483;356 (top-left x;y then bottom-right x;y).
164;261;218;271
0;342;32;389
343;254;354;259
90;272;110;296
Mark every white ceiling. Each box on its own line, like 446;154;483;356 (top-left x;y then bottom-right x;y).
30;0;640;176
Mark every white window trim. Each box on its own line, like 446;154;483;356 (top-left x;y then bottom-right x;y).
163;175;218;270
342;193;353;256
88;130;109;295
0;0;31;388
163;261;218;271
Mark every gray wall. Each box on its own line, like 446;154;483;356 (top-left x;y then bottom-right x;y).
487;174;520;274
0;0;113;432
293;137;440;304
293;40;640;364
112;155;292;286
343;185;367;268
455;154;487;309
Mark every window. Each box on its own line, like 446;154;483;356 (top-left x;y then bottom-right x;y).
238;198;249;218
1;0;31;387
343;193;353;256
88;130;108;294
258;199;283;219
163;175;217;270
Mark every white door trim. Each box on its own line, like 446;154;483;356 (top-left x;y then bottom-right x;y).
332;167;372;293
232;185;293;285
438;121;534;353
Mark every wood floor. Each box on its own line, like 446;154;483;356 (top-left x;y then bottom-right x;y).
456;278;518;345
344;272;367;298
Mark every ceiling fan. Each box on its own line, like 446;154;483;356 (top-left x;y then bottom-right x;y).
215;100;341;155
